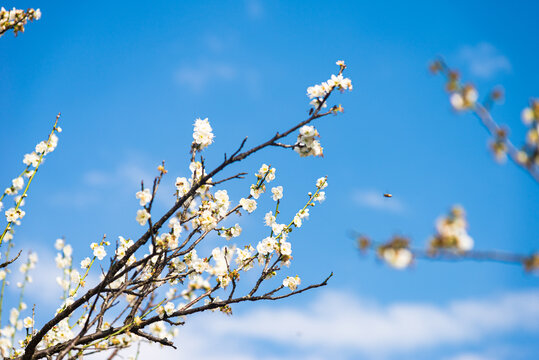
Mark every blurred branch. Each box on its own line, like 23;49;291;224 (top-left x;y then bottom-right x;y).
430;58;539;183
352;232;539;272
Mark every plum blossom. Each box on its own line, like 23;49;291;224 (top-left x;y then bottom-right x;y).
175;177;190;197
294;125;323;157
282;275;301;291
23;317;33;328
136;209;151;226
271;186;283;201
256;236;277;256
383;248;413;269
264;211;276;226
93;245;107;261
192;117;214;150
239;198;257;213
135;188;152;206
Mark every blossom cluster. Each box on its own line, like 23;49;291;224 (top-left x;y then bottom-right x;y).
0;252;38;357
0;59;351;357
1;119;61;245
429;205;474;252
449;85;478;111
518;99;539;167
294;125;323;157
55;239;77;292
370;206;473;270
192;117;214;150
283;275;301;291
377;237;413;270
307;60;353;109
249;164;275;199
0;7;41;37
429;61;478;111
431;59;539;177
192;189;231;231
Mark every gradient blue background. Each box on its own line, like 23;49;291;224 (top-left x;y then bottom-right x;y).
1;1;538;359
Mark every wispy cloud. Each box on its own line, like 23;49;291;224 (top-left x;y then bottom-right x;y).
444;353;495;360
353;189;405;213
51;157;174;208
457;43;511;79
175;60;237;93
7;246;62;307
204;34;238;53
442;345;534;360
49;190;101;208
195;290;539;355
103;289;539;360
244;0;263;20
174;59;262;96
82;162;154;189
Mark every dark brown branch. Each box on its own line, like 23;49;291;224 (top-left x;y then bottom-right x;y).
0;250;22;269
133;329;177;349
22;70;343;360
207;172;248;185
270;142;296;149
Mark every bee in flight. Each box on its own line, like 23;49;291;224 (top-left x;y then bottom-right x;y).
383;193;392;198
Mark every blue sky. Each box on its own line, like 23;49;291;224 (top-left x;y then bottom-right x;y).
1;1;539;359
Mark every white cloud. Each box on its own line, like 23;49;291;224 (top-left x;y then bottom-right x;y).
457;43;511;79
175;60;237;93
204;34;238;53
13;244;100;311
445;354;495;360
49;190;100;208
82;170;110;186
90;289;539;360
194;290;539;354
174;59;261;95
6;246;62;307
353;189;405;213
443;345;533;360
50;153;162;208
83;162;154;189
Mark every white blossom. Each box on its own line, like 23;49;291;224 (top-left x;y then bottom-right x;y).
282;275;301;291
80;257;91;269
175;177;190;197
264;211;276;226
314;191;326;203
295;126;323;157
23;317;34;328
316;177;328;189
280;241;292;256
383;248;413;269
22;153;40;167
93;246;106;261
256;164;276;182
12;177;24;190
164;302;175;316
135;188;152;206
239;198;257;213
136;209;151;226
271;186;283;201
192;117;214;150
55;238;65;250
522;107;535;124
256;237;276;256
5;208;25;222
